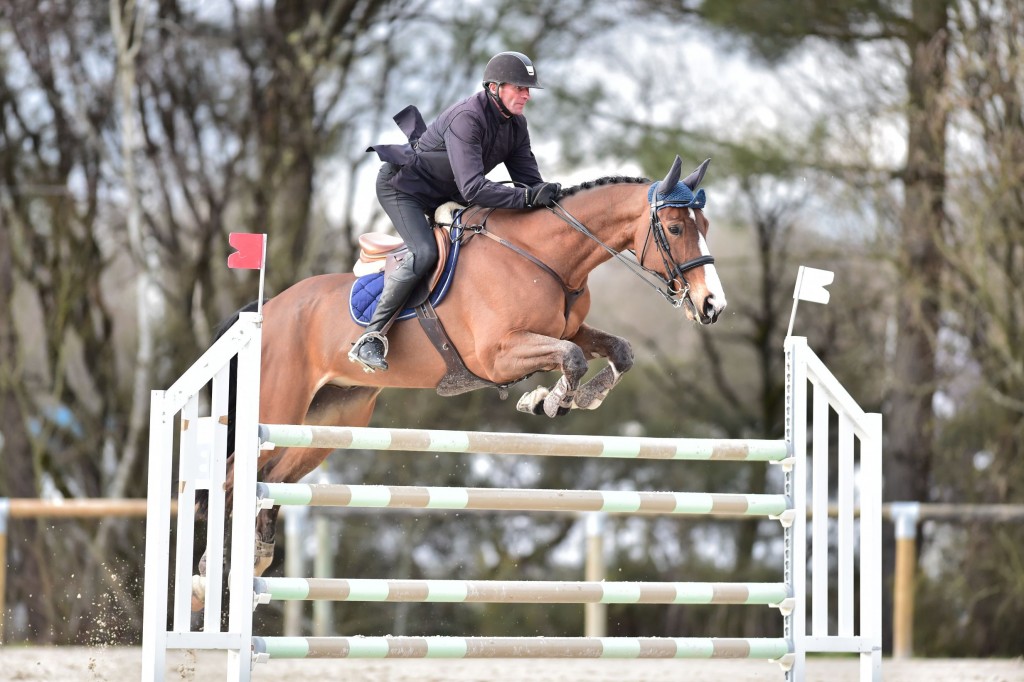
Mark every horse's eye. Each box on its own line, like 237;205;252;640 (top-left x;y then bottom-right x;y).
668;224;682;236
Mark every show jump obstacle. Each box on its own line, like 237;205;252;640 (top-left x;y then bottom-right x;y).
141;311;882;681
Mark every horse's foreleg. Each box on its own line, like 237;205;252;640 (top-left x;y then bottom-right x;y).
500;335;588;418
567;324;634;410
542;369;583;418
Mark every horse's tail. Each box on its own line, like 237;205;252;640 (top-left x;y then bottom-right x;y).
195;299;261;520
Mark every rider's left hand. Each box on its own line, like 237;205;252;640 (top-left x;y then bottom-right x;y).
526;182;561;208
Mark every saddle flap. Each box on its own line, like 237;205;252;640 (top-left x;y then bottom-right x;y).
350;226;459;326
429;227;451;291
354;233;408;277
405;228;451;306
358;232;405;255
353;228;451;291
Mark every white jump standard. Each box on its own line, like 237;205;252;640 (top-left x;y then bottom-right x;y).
140;311;883;681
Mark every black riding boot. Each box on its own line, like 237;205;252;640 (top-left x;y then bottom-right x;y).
348;255;421;372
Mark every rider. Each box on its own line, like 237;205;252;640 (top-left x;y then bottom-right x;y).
350;51;562;372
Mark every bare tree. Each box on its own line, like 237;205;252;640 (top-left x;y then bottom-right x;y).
0;0;128;640
909;0;1024;655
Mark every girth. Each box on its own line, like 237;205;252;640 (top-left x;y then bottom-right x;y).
415;299;517;400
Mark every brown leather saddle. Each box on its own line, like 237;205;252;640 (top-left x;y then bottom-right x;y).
353;228;450;301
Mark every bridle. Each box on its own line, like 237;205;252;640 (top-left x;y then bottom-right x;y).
547;181;714;311
454;180;715;317
638;181;715;311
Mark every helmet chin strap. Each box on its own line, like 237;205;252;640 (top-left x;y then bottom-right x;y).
487;83;514;118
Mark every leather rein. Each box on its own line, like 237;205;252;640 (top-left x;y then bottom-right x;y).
455;206;585;322
453;185;713;319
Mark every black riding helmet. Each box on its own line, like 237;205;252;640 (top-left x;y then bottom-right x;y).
482;52;543;90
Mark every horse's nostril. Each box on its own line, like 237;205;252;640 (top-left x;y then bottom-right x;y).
703;298;722;323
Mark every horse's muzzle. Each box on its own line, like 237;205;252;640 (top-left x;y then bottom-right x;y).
685;292;725;325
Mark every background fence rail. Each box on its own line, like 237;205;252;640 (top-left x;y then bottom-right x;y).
3;497;1015;652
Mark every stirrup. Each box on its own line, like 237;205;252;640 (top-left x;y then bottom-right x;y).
347;331;390;373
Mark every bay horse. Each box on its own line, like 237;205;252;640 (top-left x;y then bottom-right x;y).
193;155;727;608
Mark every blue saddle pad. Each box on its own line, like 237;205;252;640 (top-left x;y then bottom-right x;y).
349;235;461;326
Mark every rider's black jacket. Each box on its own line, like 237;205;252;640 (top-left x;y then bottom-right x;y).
368;90;544;210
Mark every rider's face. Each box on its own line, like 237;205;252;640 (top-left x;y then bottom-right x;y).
493;83;531;116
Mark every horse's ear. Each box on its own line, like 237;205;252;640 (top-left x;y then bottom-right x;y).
658;155;683;195
682;158;711;190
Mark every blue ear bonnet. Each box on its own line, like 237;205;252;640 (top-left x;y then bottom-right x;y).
648;182;706;209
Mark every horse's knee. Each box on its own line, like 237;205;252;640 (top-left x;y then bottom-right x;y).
609;338;634;372
561;343;588;382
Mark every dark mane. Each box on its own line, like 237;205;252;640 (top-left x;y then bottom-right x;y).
558;175;650;199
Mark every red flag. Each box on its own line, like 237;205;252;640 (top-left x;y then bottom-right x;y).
227;232;264;269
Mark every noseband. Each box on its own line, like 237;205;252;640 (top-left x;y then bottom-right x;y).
641;182;714;309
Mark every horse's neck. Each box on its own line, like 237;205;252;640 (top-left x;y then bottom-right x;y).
494;186;645;288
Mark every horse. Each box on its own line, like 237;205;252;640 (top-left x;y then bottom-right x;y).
192;155;727;609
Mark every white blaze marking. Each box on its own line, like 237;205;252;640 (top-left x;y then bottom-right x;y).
698;232;727;308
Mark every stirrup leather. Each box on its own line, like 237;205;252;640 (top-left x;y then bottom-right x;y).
347;331;390;373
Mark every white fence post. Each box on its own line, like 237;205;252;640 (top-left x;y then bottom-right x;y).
141;311;263;681
785;336;809;681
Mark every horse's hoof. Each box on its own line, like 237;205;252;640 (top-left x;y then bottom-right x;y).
543;389;574;418
543;400;572;418
518;401;545;416
191;574;206;612
516;388;547;415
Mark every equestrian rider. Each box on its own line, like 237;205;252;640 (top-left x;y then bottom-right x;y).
351;51;561;372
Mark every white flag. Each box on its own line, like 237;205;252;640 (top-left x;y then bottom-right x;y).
793;266;834;304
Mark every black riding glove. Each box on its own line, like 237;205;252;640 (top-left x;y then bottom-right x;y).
526;182;561;208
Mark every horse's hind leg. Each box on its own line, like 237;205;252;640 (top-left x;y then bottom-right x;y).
254;507;279;576
251;385;382;572
246;443;338;578
191;511;280;613
193;383;380;611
